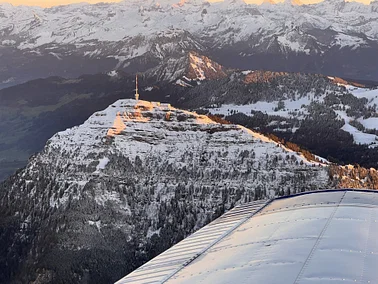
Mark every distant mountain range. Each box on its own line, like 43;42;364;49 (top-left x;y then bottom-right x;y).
1;0;378;88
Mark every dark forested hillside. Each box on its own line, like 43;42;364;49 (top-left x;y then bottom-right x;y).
183;71;378;169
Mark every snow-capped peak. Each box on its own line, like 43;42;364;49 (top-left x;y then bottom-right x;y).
146;51;227;83
1;0;378;90
2;0;377;51
43;98;328;184
186;52;227;81
0;95;336;283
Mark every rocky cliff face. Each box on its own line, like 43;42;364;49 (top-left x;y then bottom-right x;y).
147;51;228;83
0;99;333;283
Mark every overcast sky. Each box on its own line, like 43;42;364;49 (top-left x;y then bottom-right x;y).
0;0;371;8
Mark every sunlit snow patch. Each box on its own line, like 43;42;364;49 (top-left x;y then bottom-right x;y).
107;70;118;77
96;157;109;171
107;112;127;137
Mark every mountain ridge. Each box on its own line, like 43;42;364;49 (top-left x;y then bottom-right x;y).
1;96;378;283
0;97;341;283
1;57;378;181
1;0;378;88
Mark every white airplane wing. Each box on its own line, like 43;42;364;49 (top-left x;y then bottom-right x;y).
116;189;378;284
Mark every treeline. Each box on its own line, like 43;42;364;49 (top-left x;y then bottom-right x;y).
207;114;231;124
324;92;377;119
210;113;322;163
176;71;348;109
226;109;378;169
264;133;320;163
330;164;378;189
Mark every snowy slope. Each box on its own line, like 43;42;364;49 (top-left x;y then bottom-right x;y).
2;95;378;283
41;98;328;192
202;72;378;148
2;0;378;88
0;97;337;283
1;0;377;51
348;86;378;109
146;51;227;82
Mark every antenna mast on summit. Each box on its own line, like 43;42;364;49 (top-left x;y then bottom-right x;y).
135;74;140;101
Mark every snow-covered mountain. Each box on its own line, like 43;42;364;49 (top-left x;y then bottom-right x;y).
146;51;228;83
1;0;378;88
0;51;227;182
176;70;378;167
195;72;378;143
0;97;351;283
0;64;377;182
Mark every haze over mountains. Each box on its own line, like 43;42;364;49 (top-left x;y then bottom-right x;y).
1;0;378;89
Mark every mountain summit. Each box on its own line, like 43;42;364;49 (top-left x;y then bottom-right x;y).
147;51;228;83
0;98;334;283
